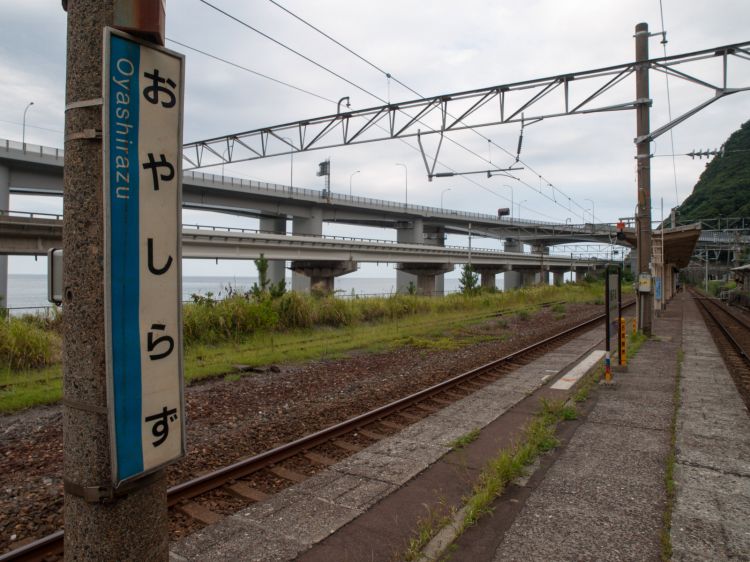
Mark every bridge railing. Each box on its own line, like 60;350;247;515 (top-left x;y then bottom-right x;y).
0;209;63;220
0;210;608;262
1;138;617;235
182;222;605;262
182;169;610;231
1;139;64;160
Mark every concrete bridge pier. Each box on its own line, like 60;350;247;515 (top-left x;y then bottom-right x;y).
503;239;523;291
503;266;521;291
532;244;551;286
0;164;8;310
520;269;539;286
473;265;503;291
570;266;580;283
424;225;446;295
292;209;323;292
398;263;454;296
396;219;424;293
552;268;566;286
290;260;357;294
259;216;287;285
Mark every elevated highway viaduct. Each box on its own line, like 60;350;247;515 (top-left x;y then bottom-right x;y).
0;139;621;302
0;213;602;297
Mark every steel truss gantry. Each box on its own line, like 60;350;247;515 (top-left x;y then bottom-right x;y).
183;40;750;172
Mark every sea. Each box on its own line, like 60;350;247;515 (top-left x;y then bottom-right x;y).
4;274;464;314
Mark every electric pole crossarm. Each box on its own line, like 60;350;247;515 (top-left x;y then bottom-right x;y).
651;62;720;90
446;89;499;130
570;68;634;113
637;86;748;144
344;106;389;144
505;80;561;123
234;135;264;158
183;39;750;171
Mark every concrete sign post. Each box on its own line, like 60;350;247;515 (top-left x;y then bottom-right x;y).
63;2;173;559
103;28;185;485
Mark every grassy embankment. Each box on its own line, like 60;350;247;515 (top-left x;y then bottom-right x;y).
0;282;607;413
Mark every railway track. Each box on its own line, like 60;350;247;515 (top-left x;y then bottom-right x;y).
1;301;631;562
690;288;750;409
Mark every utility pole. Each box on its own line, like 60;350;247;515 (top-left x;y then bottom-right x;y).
635;22;653;335
63;1;169;559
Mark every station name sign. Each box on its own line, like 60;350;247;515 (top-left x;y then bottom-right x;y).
103;28;185;486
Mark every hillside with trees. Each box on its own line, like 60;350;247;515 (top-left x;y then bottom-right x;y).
676;119;750;222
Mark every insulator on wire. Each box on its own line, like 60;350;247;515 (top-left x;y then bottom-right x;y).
515;115;524;163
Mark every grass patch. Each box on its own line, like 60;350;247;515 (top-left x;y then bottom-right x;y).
661;348;683;560
0;282;605;413
0;316;60;370
460;398;569;532
551;302;566;319
448;428;481;450
401;501;454;562
0;377;62;412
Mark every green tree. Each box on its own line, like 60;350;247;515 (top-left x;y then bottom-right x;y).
459;263;480;295
250;254;286;300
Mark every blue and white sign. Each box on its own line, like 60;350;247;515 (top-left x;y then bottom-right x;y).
103;28;185;486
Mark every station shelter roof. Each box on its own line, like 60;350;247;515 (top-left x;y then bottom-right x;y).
622;223;701;269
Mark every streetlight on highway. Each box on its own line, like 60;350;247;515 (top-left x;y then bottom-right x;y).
349;170;360;196
518;199;527;220
502;184;514;219
22;102;34;147
281;137;294;190
584;198;595;224
395;162;408;206
440;188;451;209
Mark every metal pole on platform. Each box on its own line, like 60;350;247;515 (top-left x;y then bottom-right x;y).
62;1;169;558
635;22;653;335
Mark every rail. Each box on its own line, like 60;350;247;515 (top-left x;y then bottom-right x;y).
0;301;634;561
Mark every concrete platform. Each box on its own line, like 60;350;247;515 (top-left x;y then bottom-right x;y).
170;294;750;561
170;325;604;561
671;297;750;561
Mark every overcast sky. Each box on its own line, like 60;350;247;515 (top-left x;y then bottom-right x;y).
1;0;748;276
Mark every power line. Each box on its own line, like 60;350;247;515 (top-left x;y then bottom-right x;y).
265;0;588;218
197;0;378;103
658;0;680;206
0;119;63;134
167;38;337;104
266;0;417;98
197;0;562;221
165;37;528;213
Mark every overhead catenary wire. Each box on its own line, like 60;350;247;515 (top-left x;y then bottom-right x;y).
167;38;338;105
658;0;681;206
265;0;591;219
198;0;579;221
165;37;542;216
164;40;532;213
